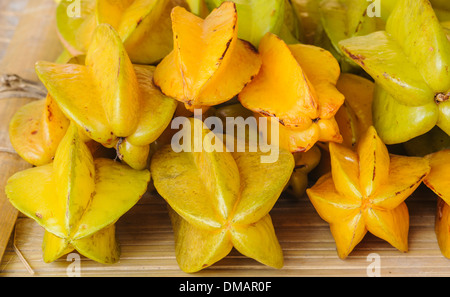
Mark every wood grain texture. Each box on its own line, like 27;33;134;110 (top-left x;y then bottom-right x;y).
1;186;449;277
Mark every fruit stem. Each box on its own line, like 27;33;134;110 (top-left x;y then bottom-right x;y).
435;92;450;104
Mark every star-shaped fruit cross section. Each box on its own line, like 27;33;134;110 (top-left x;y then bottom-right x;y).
5;123;150;263
150;118;294;273
307;126;430;259
35;23;177;170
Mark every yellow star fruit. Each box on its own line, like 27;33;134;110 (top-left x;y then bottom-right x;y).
35;24;177;170
423;150;450;259
150;118;294;272
56;0;188;64
9;94;70;166
285;146;322;198
153;1;262;111
239;32;344;153
5;123;150;263
307;126;430;259
334;73;374;149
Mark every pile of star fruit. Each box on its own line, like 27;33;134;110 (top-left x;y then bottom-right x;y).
5;0;450;273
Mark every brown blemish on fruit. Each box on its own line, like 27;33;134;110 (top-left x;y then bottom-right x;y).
219;38;233;62
35;212;43;219
342;48;366;66
47;105;53;122
31;130;37;135
241;39;258;54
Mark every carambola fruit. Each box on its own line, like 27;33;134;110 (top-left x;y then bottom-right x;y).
285;146;322;198
35;24;177;170
319;0;383;72
339;0;450;144
9;94;70;166
334;73;374;149
153;1;262;111
56;0;188;64
150;118;294;272
423;150;450;259
204;0;302;47
307;126;430;259
5;124;150;263
239;32;344;153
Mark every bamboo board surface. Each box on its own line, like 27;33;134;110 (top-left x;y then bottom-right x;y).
1;0;450;277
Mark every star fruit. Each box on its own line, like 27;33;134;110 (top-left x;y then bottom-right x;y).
150;118;294;273
239;32;344;153
423;150;450;258
339;0;450;145
9;94;70;166
56;0;188;64
403;127;450;157
204;0;302;47
35;24;177;170
5;123;151;263
306;126;430;259
378;0;450;22
334;73;374;149
153;1;262;112
285;146;322;198
318;0;384;72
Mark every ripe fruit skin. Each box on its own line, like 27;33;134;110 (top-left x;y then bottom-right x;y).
285;146;322;198
36;24;177;169
334;73;374;149
151;118;294;272
204;0;301;47
423;150;450;259
154;2;262;111
239;32;344;153
5;124;150;263
9;94;70;166
339;0;450;144
56;0;188;64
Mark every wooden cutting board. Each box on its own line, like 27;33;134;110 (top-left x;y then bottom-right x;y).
1;0;450;277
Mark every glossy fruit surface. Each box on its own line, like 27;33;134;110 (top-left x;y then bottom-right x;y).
5;124;150;263
9;94;69;166
57;0;187;64
239;32;344;153
339;0;450;144
154;2;262;111
151;118;294;272
36;24;177;169
307;127;430;258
